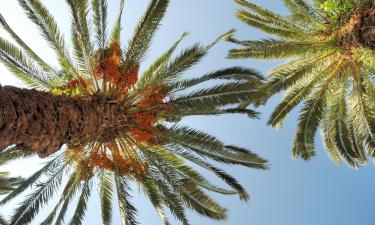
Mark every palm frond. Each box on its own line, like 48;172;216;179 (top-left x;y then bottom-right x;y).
40;173;80;225
0;37;52;89
176;149;250;201
149;146;239;196
0;155;63;206
265;52;333;95
150;43;207;84
291;61;342;159
348;81;375;158
67;0;93;71
92;0;108;48
110;0;125;44
284;0;326;28
172;82;265;110
228;38;327;59
322;79;365;168
170;177;227;220
67;180;92;225
0;146;35;166
149;159;227;221
235;8;306;39
268;69;323;128
9;163;67;225
147;174;189;225
126;0;169;63
135;32;188;91
170;66;263;92
0;172;23;195
168;106;259;120
164;126;267;169
235;0;303;32
114;175;138;225
17;0;79;78
140;178;170;225
98;170;113;225
0;13;55;73
54;173;82;225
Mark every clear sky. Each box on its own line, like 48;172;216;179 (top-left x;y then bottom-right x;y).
1;1;375;225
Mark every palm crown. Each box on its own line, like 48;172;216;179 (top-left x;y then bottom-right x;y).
229;0;375;168
0;0;267;224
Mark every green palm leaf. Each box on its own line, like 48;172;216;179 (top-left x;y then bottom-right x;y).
110;0;126;44
18;0;79;78
67;0;93;71
0;13;55;73
9;163;67;225
92;0;108;48
68;180;92;225
126;0;168;63
0;37;51;89
99;170;114;225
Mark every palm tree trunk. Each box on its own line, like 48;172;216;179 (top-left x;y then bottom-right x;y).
0;85;127;157
359;2;375;49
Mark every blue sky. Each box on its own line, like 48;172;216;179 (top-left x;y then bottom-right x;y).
1;0;375;225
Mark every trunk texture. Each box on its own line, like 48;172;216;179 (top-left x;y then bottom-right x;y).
0;86;127;157
359;2;375;49
337;2;375;51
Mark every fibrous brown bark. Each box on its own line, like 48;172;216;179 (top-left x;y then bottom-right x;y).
0;85;128;157
359;2;375;49
337;2;375;50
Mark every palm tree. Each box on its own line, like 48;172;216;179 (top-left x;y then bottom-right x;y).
0;0;267;224
229;0;375;168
